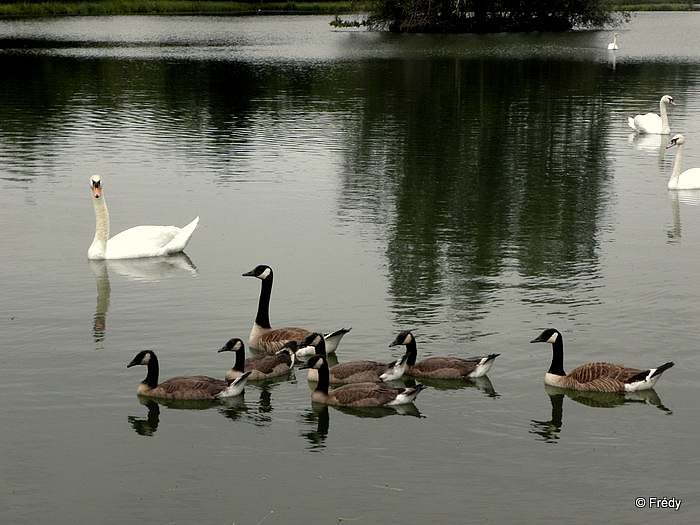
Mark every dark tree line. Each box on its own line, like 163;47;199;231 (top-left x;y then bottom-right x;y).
362;0;628;33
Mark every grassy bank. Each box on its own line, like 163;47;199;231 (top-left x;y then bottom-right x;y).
0;1;371;17
0;0;691;18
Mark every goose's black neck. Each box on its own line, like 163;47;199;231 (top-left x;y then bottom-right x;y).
316;359;330;395
144;353;160;387
548;337;566;376
255;273;273;329
315;337;327;358
405;339;418;366
233;345;246;372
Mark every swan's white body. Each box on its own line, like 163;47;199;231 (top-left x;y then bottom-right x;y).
88;175;199;260
607;33;618;50
628;95;675;135
666;134;700;190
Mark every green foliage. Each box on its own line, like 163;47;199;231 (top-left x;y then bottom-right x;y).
364;0;632;33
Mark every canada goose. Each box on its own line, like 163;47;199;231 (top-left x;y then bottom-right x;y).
127;350;231;400
242;264;351;354
389;331;499;379
299;332;409;384
88;175;199;260
218;337;297;380
530;328;675;392
300;355;426;407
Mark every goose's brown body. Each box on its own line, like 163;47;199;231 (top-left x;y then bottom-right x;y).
301;355;426;407
299;332;406;384
243;265;350;354
218;338;296;380
127;350;228;400
531;328;674;392
389;331;499;379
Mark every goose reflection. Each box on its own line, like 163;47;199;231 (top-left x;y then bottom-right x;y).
128;394;237;436
128;398;161;436
397;375;499;398
221;378;294;427
297;400;423;450
667;189;700;244
89;254;198;342
531;384;672;443
299;405;330;450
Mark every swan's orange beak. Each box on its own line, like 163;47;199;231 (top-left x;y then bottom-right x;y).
91;180;102;198
670;99;676;106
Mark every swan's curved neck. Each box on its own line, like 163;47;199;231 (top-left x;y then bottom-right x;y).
669;142;684;189
254;275;273;329
89;194;110;258
660;100;671;134
548;338;566;376
144;354;159;387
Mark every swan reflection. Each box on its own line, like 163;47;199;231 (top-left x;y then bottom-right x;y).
667;189;700;244
530;384;671;443
89;254;197;342
627;132;666;162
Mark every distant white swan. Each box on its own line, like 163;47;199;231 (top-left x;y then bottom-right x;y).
88;175;199;260
628;95;675;135
666;134;700;190
607;33;618;50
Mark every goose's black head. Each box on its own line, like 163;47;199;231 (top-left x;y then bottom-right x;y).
279;340;299;354
300;354;326;370
218;338;245;353
242;264;273;280
127;350;155;368
389;330;414;347
299;332;326;356
530;328;561;345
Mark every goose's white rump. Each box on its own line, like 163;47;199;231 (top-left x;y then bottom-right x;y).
87;174;199;260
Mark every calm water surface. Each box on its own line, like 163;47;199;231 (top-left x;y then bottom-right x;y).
1;12;700;524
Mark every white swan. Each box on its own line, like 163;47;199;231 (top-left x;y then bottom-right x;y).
628;95;675;134
88;175;199;260
666;134;700;190
607;33;618;50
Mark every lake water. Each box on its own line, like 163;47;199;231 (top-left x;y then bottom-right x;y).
1;11;699;524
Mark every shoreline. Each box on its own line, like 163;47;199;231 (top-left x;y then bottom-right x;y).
0;1;371;18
